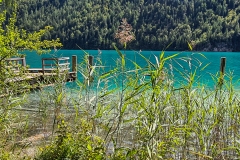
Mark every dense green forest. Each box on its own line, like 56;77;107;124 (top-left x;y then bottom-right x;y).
16;0;240;51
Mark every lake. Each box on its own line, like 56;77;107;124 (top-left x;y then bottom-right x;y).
24;50;240;89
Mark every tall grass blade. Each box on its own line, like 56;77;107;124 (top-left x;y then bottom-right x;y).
187;41;193;51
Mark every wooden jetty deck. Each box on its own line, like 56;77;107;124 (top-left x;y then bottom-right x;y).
3;56;77;95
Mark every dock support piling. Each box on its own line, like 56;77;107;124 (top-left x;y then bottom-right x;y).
219;57;226;87
41;59;45;75
220;57;226;76
23;58;26;67
72;55;77;72
72;55;77;79
88;55;94;72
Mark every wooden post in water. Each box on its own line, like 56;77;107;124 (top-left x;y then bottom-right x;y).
41;58;45;75
88;55;94;72
72;55;77;79
72;55;77;72
22;57;26;67
219;57;226;86
220;57;226;75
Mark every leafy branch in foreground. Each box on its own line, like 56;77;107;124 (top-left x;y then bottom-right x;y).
0;2;62;159
0;3;62;94
0;10;62;60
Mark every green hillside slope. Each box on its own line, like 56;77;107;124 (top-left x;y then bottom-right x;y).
17;0;240;51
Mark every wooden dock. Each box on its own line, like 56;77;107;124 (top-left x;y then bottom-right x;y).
3;55;77;94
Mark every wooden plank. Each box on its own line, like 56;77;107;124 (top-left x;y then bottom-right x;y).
28;68;70;72
42;57;57;61
6;57;25;61
42;57;69;61
28;68;54;73
28;68;43;70
58;57;69;60
58;63;70;66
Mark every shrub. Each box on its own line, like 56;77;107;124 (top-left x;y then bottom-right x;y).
36;119;105;160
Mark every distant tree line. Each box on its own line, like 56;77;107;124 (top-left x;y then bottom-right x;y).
16;0;240;51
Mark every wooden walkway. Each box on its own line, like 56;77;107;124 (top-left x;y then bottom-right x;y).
3;56;77;94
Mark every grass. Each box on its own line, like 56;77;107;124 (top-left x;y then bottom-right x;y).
0;49;240;159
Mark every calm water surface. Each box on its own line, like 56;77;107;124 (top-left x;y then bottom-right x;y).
24;50;240;89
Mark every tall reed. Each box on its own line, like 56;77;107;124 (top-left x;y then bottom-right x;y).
1;48;240;159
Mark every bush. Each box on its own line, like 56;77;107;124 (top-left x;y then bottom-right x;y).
36;119;105;160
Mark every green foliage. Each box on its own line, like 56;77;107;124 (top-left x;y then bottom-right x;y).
0;1;63;159
15;0;240;51
0;47;234;159
36;119;105;160
0;2;62;96
0;1;240;157
36;46;240;159
0;9;62;59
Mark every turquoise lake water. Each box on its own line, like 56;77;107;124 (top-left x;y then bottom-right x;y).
24;50;240;89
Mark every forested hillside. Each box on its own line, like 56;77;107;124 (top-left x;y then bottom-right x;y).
16;0;240;51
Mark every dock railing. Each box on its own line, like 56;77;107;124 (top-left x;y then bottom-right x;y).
26;57;71;74
41;57;70;74
2;56;77;97
5;57;26;72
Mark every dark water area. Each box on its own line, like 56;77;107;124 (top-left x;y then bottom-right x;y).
23;50;240;89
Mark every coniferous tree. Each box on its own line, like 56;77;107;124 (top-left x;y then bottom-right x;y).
14;0;240;51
